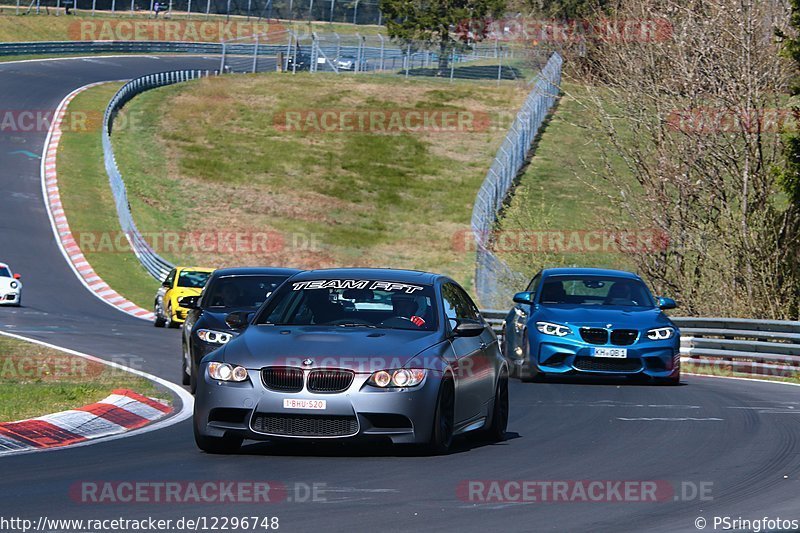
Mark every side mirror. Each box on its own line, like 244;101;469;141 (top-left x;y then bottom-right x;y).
178;295;199;309
162;280;171;288
225;311;252;330
12;273;20;280
657;297;677;310
513;291;534;305
453;320;485;337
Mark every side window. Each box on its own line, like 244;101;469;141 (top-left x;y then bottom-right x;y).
453;285;480;321
164;269;176;287
442;283;479;327
525;273;541;293
441;284;460;328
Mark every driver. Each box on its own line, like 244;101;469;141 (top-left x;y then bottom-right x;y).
306;290;341;324
391;293;427;327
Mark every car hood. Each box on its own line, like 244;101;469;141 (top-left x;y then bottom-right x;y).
0;278;20;290
173;287;203;299
533;305;672;329
222;326;443;372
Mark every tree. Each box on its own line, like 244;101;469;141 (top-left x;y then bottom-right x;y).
379;0;508;71
776;0;800;206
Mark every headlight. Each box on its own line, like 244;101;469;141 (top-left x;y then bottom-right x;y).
197;329;233;345
207;362;249;382
536;321;571;337
9;281;18;289
646;327;675;340
367;369;427;388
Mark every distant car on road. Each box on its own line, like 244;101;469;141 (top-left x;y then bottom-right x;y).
0;262;22;306
502;268;680;385
193;268;509;455
333;55;367;72
180;267;301;393
154;266;214;328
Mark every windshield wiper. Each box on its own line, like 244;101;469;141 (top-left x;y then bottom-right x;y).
335;322;377;328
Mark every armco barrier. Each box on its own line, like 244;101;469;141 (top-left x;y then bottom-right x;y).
103;69;216;281
0;40;224;56
479;310;800;378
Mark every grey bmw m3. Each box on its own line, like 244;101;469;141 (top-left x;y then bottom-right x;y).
193;268;509;454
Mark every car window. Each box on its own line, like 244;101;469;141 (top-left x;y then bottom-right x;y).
442;283;479;326
525;273;541;293
539;276;655;307
0;267;10;278
203;275;289;309
164;269;176;287
177;270;212;289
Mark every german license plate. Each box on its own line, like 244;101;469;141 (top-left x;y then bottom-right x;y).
593;347;627;358
283;398;326;410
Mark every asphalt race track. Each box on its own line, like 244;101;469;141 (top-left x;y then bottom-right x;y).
0;56;798;533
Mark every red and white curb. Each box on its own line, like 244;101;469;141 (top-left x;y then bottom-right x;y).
40;82;155;322
0;330;194;457
0;389;171;455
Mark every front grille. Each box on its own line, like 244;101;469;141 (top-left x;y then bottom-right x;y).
580;328;608;345
261;367;304;392
307;369;354;393
610;329;638;346
574;356;642;372
251;414;359;437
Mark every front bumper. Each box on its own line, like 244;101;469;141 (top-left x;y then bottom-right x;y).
194;367;441;445
521;335;680;379
0;291;20;305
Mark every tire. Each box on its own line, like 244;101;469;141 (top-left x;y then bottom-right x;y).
153;300;166;328
194;422;242;454
482;375;509;442
518;334;544;382
656;371;681;386
166;303;179;329
181;342;191;386
425;378;455;455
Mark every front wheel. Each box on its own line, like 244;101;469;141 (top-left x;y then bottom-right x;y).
194;420;242;454
425;379;454;455
153;301;166;327
166;303;179;329
482;375;509;442
181;343;191;386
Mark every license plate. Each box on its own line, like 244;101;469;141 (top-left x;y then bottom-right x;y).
283;398;327;410
593;347;627;358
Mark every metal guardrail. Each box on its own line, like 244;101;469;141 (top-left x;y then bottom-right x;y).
479;310;799;378
471;52;562;309
0;40;226;56
103;69;215;281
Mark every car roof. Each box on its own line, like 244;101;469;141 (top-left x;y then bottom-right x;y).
176;266;215;272
211;267;302;277
541;267;642;280
0;263;8;268
290;268;440;284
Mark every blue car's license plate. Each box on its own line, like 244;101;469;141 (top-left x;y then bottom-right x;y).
593;347;628;358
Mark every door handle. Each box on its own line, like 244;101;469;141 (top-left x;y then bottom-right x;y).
480;341;487;349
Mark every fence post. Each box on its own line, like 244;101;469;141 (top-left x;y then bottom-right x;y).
450;48;455;82
335;32;340;59
220;40;227;73
205;0;211;18
329;0;334;22
111;0;115;13
285;31;293;72
187;0;192;14
352;0;358;24
252;34;260;73
405;43;411;78
91;0;96;15
378;34;384;71
16;0;19;15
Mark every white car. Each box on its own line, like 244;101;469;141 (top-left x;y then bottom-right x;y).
0;262;22;306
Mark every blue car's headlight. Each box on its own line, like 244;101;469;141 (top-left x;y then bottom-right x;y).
536;321;571;337
646;327;675;340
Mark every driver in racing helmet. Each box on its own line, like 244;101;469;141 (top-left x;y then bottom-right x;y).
391;293;428;327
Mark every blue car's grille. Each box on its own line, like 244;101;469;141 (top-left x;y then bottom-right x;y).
251;414;359;437
307;370;354;393
261;367;304;392
574;357;642;372
610;329;638;346
580;328;608;344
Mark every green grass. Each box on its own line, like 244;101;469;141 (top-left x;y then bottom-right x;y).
494;81;636;279
0;334;163;422
684;362;800;385
57;83;161;309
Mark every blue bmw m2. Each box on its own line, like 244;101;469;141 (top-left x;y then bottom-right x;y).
502;268;681;385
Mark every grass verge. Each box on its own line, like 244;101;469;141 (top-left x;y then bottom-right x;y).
0;333;163;422
683;362;800;385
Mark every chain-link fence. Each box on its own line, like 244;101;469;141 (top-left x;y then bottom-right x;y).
221;29;551;81
1;0;383;24
471;52;562;308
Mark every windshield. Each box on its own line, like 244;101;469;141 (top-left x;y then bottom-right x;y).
539;276;655;307
0;267;10;278
255;279;437;331
177;270;212;289
203;275;289;309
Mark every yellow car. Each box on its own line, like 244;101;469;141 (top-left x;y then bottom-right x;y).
154;266;214;328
